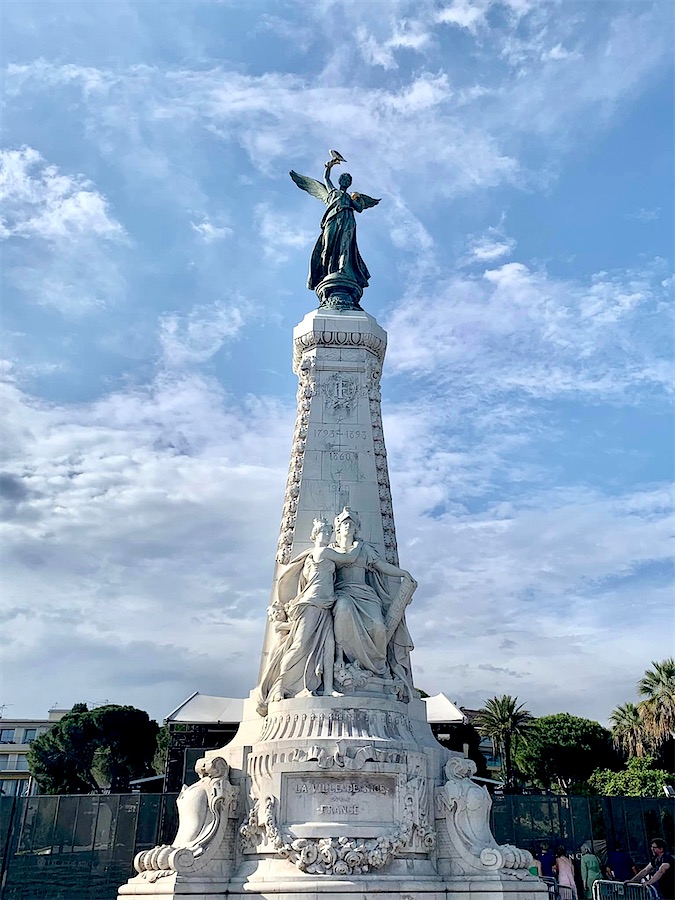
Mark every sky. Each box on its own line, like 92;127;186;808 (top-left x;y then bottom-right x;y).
1;0;673;728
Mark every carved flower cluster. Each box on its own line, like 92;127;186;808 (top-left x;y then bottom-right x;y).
241;795;414;876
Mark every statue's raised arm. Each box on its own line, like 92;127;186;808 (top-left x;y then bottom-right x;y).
289;151;380;310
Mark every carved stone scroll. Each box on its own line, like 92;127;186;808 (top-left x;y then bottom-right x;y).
435;757;533;879
133;756;238;883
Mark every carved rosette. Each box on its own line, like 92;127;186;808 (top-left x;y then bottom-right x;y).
276;356;316;564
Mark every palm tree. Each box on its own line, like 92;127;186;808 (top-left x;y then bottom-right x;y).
609;702;650;758
474;695;531;788
638;658;675;747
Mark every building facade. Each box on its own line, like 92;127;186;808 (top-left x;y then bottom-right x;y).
0;709;68;796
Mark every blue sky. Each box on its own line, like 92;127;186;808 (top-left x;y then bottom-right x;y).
1;0;673;725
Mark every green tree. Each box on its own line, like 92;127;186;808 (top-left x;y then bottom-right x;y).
28;703;160;793
638;658;675;749
474;695;531;788
517;713;618;794
153;725;170;776
589;756;672;797
610;702;651;758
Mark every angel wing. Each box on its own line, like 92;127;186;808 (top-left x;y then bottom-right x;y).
350;191;381;211
289;170;329;203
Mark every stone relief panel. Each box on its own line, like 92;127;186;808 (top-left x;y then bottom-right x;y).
239;747;435;876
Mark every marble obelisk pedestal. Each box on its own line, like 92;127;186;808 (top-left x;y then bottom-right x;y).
118;308;546;900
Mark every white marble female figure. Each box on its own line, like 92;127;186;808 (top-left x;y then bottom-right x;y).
330;507;415;698
256;518;359;715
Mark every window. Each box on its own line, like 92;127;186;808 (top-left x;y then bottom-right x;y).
0;729;15;744
0;756;10;770
22;729;37;744
16;755;29;771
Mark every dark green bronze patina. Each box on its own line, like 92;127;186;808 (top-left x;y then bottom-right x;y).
290;152;380;310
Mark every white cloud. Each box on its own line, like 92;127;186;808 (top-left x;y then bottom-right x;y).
190;218;233;242
2;361;671;724
460;222;516;265
0;146;125;241
159;299;250;367
386;258;673;401
356;19;431;70
255;202;315;265
436;0;491;34
0;147;128;314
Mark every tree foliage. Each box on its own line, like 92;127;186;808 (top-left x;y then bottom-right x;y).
638;658;675;748
153;725;170;776
589;756;672;797
28;704;160;794
610;702;649;758
474;695;531;788
516;713;618;794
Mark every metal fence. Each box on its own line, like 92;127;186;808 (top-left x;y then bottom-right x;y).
0;793;672;899
0;793;178;899
593;881;659;900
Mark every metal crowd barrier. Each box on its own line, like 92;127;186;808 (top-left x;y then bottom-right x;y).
593;881;659;900
541;876;559;899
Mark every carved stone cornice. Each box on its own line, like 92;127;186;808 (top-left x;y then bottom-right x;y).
293;328;386;373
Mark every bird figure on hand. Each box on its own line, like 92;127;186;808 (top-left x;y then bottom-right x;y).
326;149;346;168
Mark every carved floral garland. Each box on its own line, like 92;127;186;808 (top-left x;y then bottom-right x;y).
240;795;416;876
276;356;315;564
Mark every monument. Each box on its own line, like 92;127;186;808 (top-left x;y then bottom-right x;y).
119;152;545;900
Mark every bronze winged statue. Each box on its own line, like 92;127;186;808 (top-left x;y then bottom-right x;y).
290;152;380;309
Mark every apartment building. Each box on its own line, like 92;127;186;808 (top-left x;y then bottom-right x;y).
0;709;68;796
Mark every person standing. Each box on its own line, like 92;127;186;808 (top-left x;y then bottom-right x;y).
538;843;556;878
580;843;603;899
627;839;674;899
606;843;634;881
554;846;578;899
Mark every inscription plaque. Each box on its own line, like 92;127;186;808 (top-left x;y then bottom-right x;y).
282;774;396;825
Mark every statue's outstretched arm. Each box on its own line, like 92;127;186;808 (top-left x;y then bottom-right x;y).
324;163;336;193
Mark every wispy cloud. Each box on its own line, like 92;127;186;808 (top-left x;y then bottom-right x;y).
1;147;128;315
626;207;661;223
0;146;125;241
460;221;516;266
159;299;250;367
190;218;233;242
386;258;673;401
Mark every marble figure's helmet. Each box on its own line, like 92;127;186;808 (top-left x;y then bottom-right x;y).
334;506;361;534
